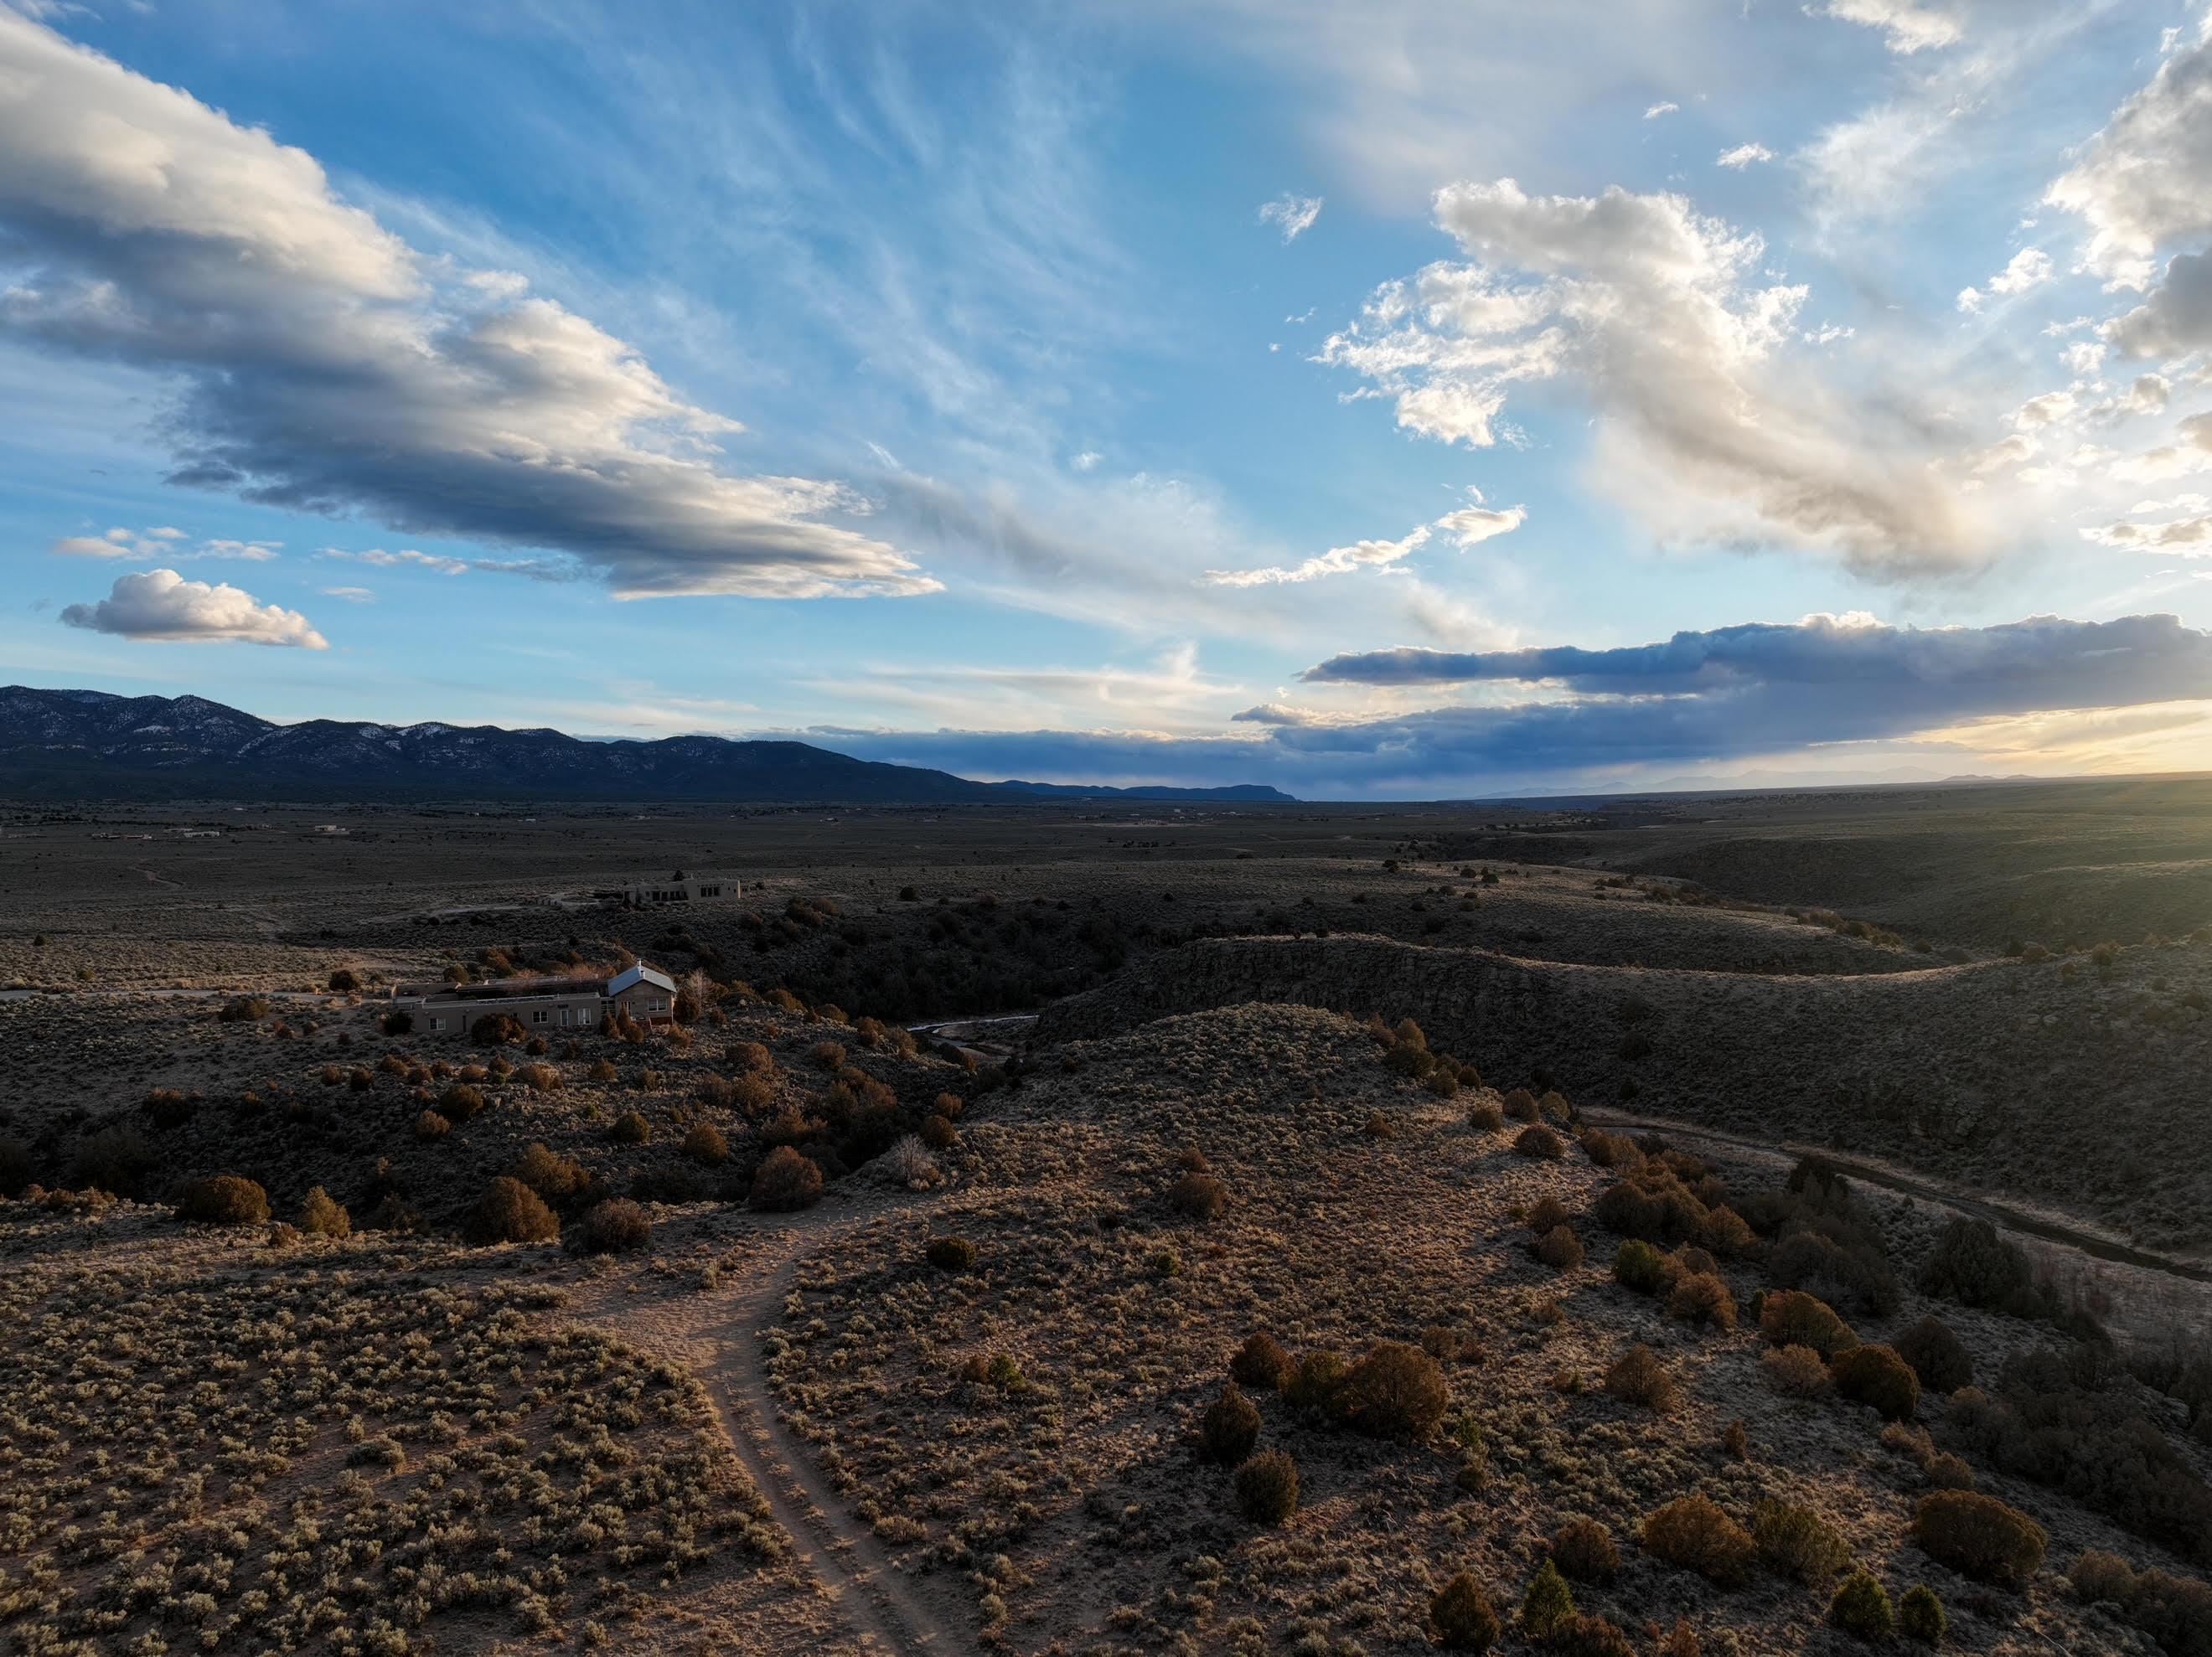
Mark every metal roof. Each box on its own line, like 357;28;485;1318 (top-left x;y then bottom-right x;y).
607;963;676;995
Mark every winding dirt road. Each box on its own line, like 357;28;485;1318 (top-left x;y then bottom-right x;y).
581;1210;959;1654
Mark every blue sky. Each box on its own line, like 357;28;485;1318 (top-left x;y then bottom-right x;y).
6;0;2212;797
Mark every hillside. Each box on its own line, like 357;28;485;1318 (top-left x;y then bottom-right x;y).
1033;933;2212;1254
0;686;1294;804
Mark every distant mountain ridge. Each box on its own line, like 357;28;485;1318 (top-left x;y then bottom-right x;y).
0;686;1295;804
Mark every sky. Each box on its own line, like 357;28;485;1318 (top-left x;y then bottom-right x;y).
6;0;2212;798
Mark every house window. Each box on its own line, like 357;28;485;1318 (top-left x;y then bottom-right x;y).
532;1009;549;1024
651;997;667;1012
429;1016;443;1031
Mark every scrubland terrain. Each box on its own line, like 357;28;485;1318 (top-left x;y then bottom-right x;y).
1;782;2209;1654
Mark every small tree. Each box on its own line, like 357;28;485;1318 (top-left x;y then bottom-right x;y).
1337;1341;1450;1439
1430;1573;1501;1650
582;1198;651;1253
297;1186;351;1238
1231;1332;1295;1391
1520;1561;1574;1640
1898;1585;1946;1644
1829;1572;1894;1640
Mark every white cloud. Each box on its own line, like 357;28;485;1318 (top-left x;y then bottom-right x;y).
2082;514;2212;552
1715;142;1774;169
1818;0;1963;55
1319;178;1986;575
1644;101;1679;121
320;547;469;575
322;586;375;602
1071;450;1103;472
59;568;328;647
0;10;935;601
2044;17;2212;288
1434;500;1529;545
1258;193;1324;242
1959;245;2059;317
1206;524;1432;587
1987;247;2054;296
50;534;127;558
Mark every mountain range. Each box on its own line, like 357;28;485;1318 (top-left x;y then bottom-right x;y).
0;687;1295;804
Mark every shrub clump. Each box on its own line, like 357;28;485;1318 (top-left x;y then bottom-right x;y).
414;1109;451;1140
173;1174;271;1226
1920;1216;2052;1317
1231;1331;1295;1391
1535;1225;1586;1269
1898;1584;1946;1645
1754;1499;1852;1583
1764;1344;1835;1398
1468;1100;1507;1133
1336;1341;1450;1439
609;1109;652;1145
437;1081;486;1123
1168;1170;1228;1221
583;1197;651;1252
1613;1237;1671;1293
1286;1350;1349;1417
467;1175;561;1245
1641;1495;1756;1587
1893;1314;1972;1395
1604;1344;1679;1412
1832;1343;1921;1421
1233;1449;1298;1525
750;1145;824;1211
297;1185;351;1238
682;1121;730;1164
1550;1518;1620;1584
1515;1124;1566;1159
926;1235;977;1271
1829;1571;1894;1640
1429;1572;1501;1650
1199;1384;1263;1464
1912;1491;2046;1588
1759;1289;1858;1358
1667;1270;1738;1330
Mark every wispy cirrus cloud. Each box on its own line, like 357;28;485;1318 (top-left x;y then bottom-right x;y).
1258;192;1324;242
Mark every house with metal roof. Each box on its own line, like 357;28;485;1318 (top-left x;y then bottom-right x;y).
394;961;680;1038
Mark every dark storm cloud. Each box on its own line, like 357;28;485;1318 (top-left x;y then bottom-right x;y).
813;614;2212;796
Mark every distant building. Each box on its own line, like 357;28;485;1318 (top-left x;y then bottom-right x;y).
597;870;737;907
394;961;679;1037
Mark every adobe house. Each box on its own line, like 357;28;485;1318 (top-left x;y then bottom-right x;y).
594;870;736;906
394;962;679;1037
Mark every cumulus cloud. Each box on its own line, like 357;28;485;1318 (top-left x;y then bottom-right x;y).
1960;247;2054;312
815;612;2212;794
0;11;934;601
2044;17;2212;289
1258;193;1324;242
2109;250;2212;357
1318;178;1985;576
59;567;328;647
1818;0;1963;55
1715;142;1774;169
